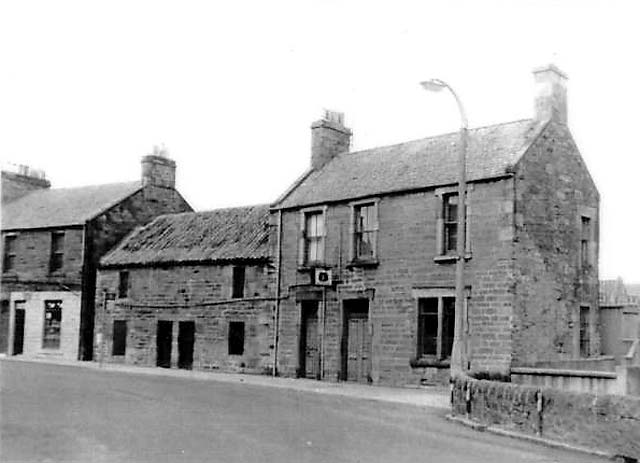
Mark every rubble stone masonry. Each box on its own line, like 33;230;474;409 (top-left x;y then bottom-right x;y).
95;263;275;373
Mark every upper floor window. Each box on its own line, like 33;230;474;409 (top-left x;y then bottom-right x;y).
443;194;459;254
232;266;245;299
436;191;469;259
302;210;325;265
3;234;17;272
353;202;378;261
580;216;591;269
118;271;129;299
49;231;65;273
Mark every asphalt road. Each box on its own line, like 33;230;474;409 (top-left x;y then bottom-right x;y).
0;360;608;463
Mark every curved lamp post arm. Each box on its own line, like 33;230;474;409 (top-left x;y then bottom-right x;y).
420;78;469;376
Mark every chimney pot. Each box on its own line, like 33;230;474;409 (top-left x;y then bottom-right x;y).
533;64;568;124
310;110;352;170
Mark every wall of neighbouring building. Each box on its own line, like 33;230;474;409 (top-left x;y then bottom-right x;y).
78;184;191;361
276;177;517;386
95;263;275;373
451;375;640;460
7;290;81;360
512;120;600;365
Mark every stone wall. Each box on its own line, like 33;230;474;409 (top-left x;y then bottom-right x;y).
452;375;640;459
79;184;191;360
95;263;275;374
276;178;517;386
513;120;600;364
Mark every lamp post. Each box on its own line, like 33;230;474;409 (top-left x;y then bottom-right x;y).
420;78;468;377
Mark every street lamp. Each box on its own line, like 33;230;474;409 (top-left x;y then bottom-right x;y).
420;78;468;377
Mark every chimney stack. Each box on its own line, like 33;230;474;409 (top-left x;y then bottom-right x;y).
141;145;176;189
1;164;50;203
533;64;568;124
311;110;352;170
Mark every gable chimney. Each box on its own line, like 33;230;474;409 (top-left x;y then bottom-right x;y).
1;164;50;204
311;110;352;170
141;145;176;189
533;64;568;124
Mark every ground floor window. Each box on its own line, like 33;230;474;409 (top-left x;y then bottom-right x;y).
417;296;455;360
42;300;62;349
112;320;127;356
579;305;590;357
228;321;245;356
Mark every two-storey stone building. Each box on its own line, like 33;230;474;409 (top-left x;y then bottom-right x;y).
95;205;274;373
1;149;191;360
271;65;599;385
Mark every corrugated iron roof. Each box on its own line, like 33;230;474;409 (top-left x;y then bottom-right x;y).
1;181;142;230
274;119;545;209
101;204;271;267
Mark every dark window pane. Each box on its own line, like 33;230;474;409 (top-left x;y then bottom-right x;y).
580;306;590;357
228;321;245;355
442;297;456;358
112;320;127;356
445;223;458;252
49;232;64;273
3;235;17;272
118;271;129;298
418;298;438;356
232;266;245;298
43;300;62;349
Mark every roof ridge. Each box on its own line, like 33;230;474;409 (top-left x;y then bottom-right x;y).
153;203;270;220
42;179;141;192
346;118;534;158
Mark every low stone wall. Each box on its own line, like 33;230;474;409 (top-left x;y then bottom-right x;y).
452;375;640;459
511;366;619;395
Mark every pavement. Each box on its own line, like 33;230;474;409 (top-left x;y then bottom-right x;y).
0;355;451;410
0;358;610;463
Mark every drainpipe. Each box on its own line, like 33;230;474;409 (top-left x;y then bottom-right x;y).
272;210;283;377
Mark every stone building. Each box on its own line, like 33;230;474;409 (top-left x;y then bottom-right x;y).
271;65;599;386
95;205;274;373
599;278;639;364
0;149;191;360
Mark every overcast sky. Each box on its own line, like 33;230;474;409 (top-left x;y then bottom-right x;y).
1;0;638;283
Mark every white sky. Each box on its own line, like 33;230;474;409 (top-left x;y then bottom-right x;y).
1;0;638;283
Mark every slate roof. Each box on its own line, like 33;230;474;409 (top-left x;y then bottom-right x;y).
1;181;142;230
101;205;271;267
274;119;545;209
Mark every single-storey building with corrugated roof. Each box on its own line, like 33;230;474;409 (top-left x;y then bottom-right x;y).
1;148;191;361
270;65;600;386
95;205;275;373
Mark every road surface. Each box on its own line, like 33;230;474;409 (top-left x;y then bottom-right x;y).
0;360;608;462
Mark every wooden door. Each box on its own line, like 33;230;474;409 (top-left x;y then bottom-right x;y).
156;320;173;368
178;321;195;370
13;308;25;355
343;300;371;383
300;302;320;379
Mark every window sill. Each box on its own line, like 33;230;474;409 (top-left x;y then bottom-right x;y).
346;259;379;269
297;263;328;272
410;357;451;369
433;254;472;264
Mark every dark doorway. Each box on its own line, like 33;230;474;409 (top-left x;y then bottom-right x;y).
13;306;25;355
299;301;320;379
178;321;195;370
156;320;173;368
341;299;371;383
